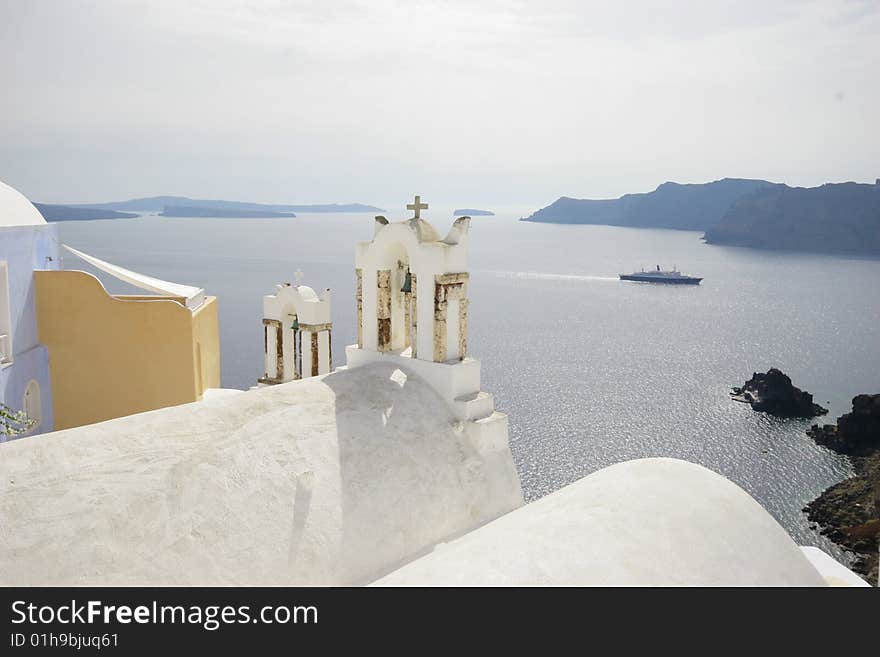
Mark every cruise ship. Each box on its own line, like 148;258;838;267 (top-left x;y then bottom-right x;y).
619;265;702;285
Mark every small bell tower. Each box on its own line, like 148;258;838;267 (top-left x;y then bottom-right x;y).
352;195;471;364
259;276;332;385
345;196;497;423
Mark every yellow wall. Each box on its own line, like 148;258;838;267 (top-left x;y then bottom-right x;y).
191;292;221;397
35;270;220;430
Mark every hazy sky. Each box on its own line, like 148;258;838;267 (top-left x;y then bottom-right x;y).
1;0;878;208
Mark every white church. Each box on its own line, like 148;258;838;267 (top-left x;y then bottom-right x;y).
0;190;870;586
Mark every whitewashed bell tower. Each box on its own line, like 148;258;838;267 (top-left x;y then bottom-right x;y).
344;196;501;428
355;195;470;363
259;274;332;385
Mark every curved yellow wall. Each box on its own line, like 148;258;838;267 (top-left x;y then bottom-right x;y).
35;270;220;430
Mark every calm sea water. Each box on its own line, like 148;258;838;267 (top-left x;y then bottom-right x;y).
58;209;880;559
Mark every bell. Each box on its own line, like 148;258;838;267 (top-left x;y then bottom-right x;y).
291;317;299;331
400;270;412;294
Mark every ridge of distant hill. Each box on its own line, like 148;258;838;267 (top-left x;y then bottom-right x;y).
703;182;880;254
160;205;295;218
521;178;778;231
453;208;494;216
72;196;384;214
33;203;138;222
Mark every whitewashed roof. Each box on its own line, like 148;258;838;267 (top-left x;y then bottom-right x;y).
373;458;837;586
0;180;46;227
0;362;522;585
63;244;205;309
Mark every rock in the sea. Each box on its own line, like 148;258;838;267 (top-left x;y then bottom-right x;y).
731;368;828;417
804;394;880;585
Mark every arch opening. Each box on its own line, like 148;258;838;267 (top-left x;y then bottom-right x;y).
375;241;414;354
280;303;302;380
23;379;42;433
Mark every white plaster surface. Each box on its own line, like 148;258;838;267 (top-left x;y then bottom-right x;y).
373;458;832;586
263;284;331;327
799;546;871;587
0;181;45;227
0;362;523;585
345;345;485;419
201;388;246;400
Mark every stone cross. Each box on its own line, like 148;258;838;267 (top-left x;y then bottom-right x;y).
407;195;428;219
294;269;304;285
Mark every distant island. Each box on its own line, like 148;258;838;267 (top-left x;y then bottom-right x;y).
160;205;295;218
704;182;880;255
288;203;385;213
523;178;880;255
32;203;138;222
454;208;494;216
522;178;775;231
72;196;384;214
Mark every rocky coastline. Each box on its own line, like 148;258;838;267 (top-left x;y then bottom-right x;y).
730;369;876;583
804;394;880;585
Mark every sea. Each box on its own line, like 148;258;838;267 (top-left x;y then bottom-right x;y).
57;207;880;561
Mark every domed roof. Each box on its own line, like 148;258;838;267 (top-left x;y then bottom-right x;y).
0;180;46;227
0;362;521;585
374;458;830;586
408;217;440;243
297;285;318;300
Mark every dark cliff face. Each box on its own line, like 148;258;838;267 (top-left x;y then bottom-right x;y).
521;178;776;230
703;182;880;255
809;394;880;457
730;368;828;417
804;394;880;585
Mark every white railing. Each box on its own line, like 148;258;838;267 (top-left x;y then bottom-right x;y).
0;333;11;364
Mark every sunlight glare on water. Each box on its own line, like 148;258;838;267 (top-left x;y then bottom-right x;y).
59;208;880;561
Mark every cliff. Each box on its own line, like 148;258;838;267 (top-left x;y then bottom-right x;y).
703;182;880;255
804;394;880;584
521;178;776;230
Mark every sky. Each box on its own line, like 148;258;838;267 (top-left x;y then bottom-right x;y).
1;0;879;208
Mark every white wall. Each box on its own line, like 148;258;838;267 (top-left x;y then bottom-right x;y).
0;261;11;363
0;224;59;438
